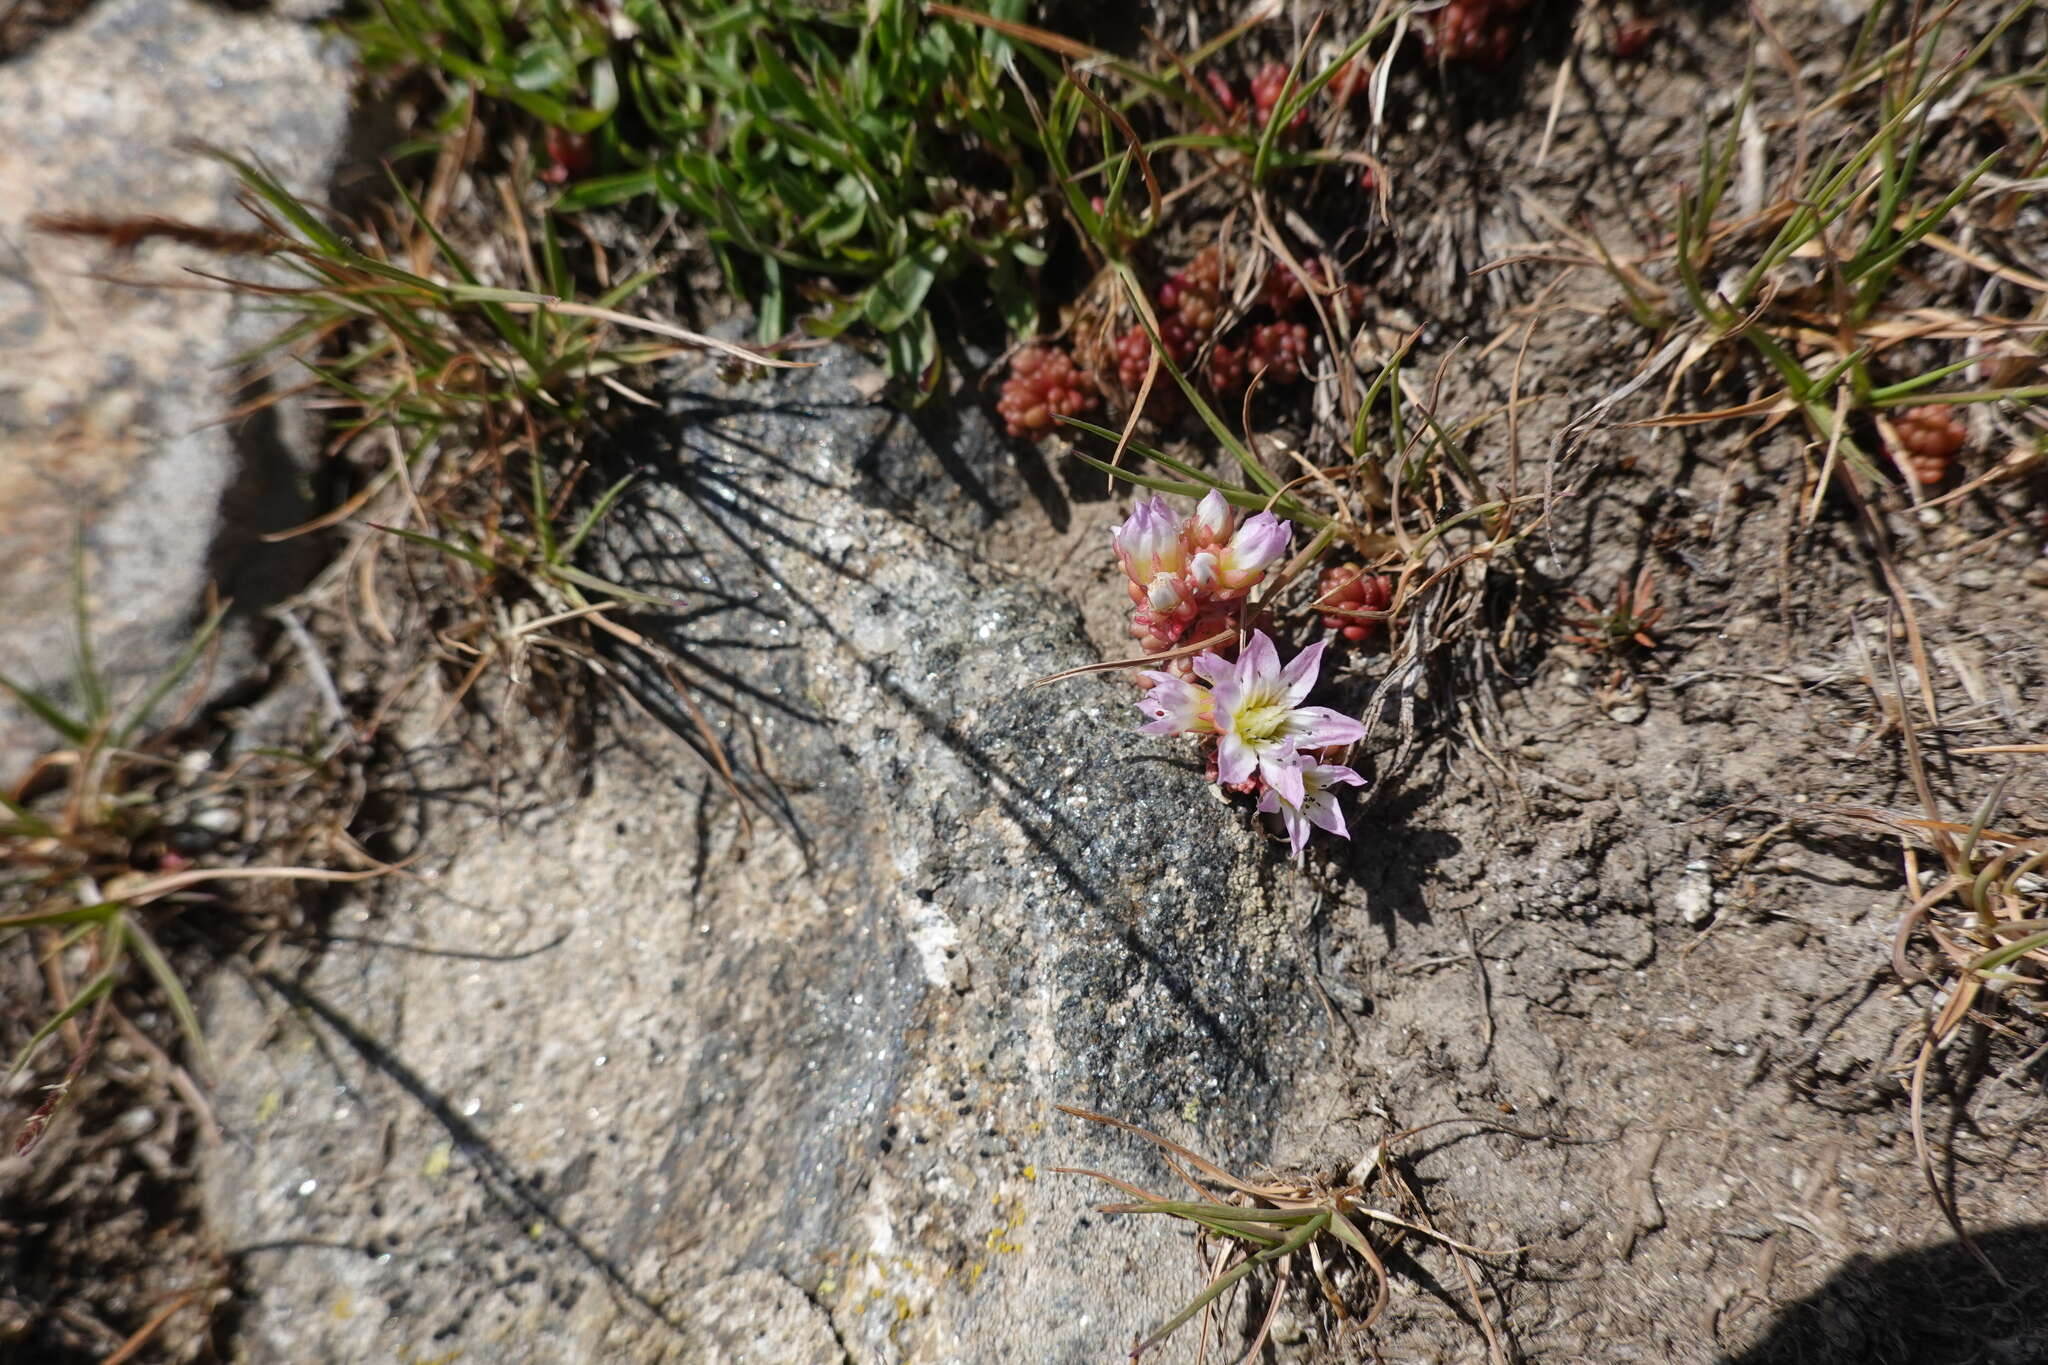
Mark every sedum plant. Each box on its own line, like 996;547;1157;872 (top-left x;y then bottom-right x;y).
1106;492;1368;861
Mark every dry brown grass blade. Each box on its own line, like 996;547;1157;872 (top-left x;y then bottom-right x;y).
1623;392;1793;427
1908;1019;2005;1285
1061;65;1163;227
30;212;281;256
1026;628;1235;689
1326;1208;1392;1327
1047;1164;1172;1207
493;300;811;368
586;613;756;841
96;1287;204;1365
1056;1104;1270;1196
109;862;389;909
1892;874;1963;986
925;2;1102;60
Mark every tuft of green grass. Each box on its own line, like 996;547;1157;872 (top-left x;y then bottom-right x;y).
178;143;786;787
0;544;367;1155
347;0;1050;385
1056;1104;1517;1361
1628;4;2047;502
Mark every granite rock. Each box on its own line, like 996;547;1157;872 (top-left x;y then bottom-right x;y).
0;0;354;767
202;348;1327;1362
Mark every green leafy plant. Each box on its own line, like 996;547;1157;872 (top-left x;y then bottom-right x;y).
349;0;1049;383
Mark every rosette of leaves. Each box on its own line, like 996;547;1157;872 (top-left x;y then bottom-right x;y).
352;0;1047;386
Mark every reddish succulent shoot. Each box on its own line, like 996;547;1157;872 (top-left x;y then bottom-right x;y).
1565;568;1663;655
1207;341;1248;393
1205;70;1242;116
1165;246;1224;334
1248;320;1312;384
1612;20;1658;61
1259;261;1309;314
1316;566;1394;642
1891;404;1967;486
1424;0;1532;67
1250;62;1310;136
998;345;1098;438
1326;56;1370;105
541;127;594;185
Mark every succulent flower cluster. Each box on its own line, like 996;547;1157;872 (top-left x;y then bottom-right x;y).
1891;404;1968;486
997;345;1099;438
1136;631;1367;858
1424;0;1534;67
1113;492;1292;653
1112;496;1360;856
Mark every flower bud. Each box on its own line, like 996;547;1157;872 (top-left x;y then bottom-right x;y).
1189;489;1236;547
1213;511;1291;592
1112;495;1185;585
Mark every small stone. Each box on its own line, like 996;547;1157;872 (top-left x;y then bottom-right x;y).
1674;872;1714;925
2025;560;2048;589
1956;568;1995;591
189;805;242;835
1599;680;1649;724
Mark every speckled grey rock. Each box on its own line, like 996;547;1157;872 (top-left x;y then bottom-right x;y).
202;349;1324;1362
0;0;354;768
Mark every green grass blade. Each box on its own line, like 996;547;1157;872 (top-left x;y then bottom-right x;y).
68;530;108;729
1867;354;1985;402
370;522;500;573
120;916;212;1076
1109;262;1278;495
559;472;638;560
111;598;230;748
0;900;123;933
1137;1212;1328;1354
0;789;55;838
0;670;90;746
6;952;121;1084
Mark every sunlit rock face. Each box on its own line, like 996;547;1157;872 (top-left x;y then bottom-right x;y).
0;0;353;769
204;345;1320;1363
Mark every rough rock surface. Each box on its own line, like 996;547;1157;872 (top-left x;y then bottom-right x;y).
202;348;1332;1362
196;347;2048;1364
0;0;354;765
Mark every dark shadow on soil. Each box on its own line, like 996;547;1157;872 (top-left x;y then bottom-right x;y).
1722;1223;2048;1365
1336;781;1464;945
